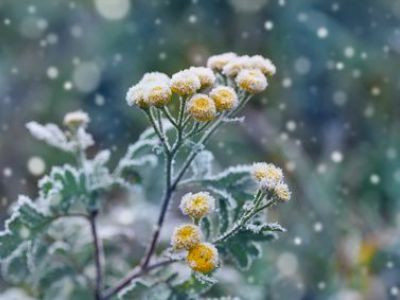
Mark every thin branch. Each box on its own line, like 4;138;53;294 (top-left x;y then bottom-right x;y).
102;259;178;300
89;211;103;300
162;106;178;128
144;109;171;153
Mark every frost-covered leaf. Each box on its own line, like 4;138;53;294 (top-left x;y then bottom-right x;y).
115;136;159;179
218;220;283;270
173;273;216;298
0;196;52;259
191;150;214;178
119;280;171;300
26;122;74;152
1;244;29;284
26;121;94;153
39;165;87;213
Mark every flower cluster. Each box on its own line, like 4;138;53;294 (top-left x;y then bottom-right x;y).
207;53;276;93
171;191;219;273
126;52;275;123
251;162;291;201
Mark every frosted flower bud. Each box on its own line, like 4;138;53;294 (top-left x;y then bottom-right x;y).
259;178;277;192
63;110;90;128
274;182;291;201
126;84;149;109
189;67;216;88
249;55;276;76
207;52;237;71
251;162;283;184
170;69;201;95
171;224;202;250
180;191;215;219
186;242;219;273
222;55;251;77
143;82;172;107
140;72;170;85
187;94;217;122
210;86;238;112
236;69;268;94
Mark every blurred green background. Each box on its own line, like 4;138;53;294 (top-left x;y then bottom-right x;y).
1;0;400;299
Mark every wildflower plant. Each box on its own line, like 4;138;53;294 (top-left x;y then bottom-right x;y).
0;53;291;299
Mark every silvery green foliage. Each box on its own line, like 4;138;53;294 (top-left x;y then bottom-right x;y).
0;54;286;299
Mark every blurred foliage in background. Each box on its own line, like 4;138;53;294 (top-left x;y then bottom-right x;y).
1;0;400;299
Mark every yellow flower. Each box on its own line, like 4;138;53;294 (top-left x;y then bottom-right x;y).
235;69;268;94
187;94;217;122
171;224;202;250
180;192;215;219
189;67;216;88
249;55;276;76
222;55;251;77
63;110;90;128
170;70;201;95
207;52;237;71
187;243;218;273
274;182;291;201
140;72;170;85
210;86;238;112
251;162;283;183
143;82;172;107
126;84;149;109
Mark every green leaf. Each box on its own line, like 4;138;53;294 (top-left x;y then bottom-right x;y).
0;196;52;259
200;217;212;240
218;198;230;235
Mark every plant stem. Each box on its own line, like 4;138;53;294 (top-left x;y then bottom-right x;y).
102;259;177;300
89;211;103;300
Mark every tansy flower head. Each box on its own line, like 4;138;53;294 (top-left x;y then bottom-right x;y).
207;52;237;71
64;110;90;128
171;224;202;250
274;182;291;201
140;72;170;85
126;84;149;109
251;162;283;184
189;67;216;88
210;86;238;112
170;69;201;96
222;55;251;77
180;191;215;219
143;82;172;107
236;69;268;94
186;242;219;273
187;94;217;122
249;55;276;76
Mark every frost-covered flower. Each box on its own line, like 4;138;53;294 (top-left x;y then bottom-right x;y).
274;182;291;201
140;72;170;85
186;242;219;273
170;69;201;95
222;55;251;77
171;224;202;250
187;94;217;122
189;67;216;88
180;191;215;219
235;69;268;93
251;162;283;184
207;52;237;71
126;84;149;109
143;82;172;107
63;110;90;128
210;86;238;112
249;55;276;76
